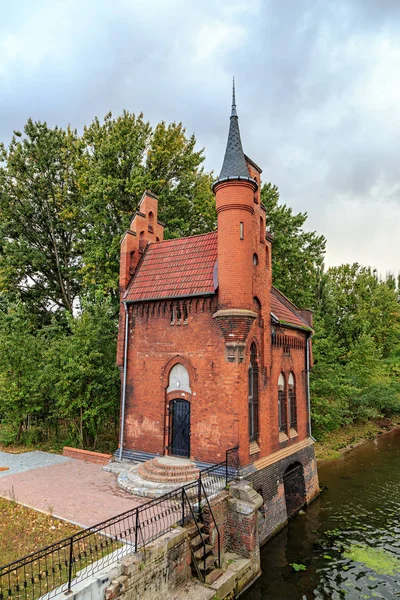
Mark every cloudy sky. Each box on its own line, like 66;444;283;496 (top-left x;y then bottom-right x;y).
1;0;399;275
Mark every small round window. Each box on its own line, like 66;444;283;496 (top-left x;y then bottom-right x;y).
253;253;259;266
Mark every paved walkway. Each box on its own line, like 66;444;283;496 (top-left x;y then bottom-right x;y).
0;451;143;527
0;450;70;476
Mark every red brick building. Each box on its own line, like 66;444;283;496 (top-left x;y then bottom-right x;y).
117;86;319;537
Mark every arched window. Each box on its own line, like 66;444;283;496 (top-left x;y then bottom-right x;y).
288;373;297;430
139;230;146;251
253;296;262;327
266;245;270;270
278;373;287;432
167;363;192;393
253;253;259;266
260;216;264;242
248;343;259;442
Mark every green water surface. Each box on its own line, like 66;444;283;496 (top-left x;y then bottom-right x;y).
243;429;400;600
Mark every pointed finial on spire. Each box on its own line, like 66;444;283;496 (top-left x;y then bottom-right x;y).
231;76;237;117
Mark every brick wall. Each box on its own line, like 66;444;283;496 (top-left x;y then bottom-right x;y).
246;444;320;545
63;447;112;465
105;528;191;600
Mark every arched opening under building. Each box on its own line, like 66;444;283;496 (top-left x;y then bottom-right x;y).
283;462;306;518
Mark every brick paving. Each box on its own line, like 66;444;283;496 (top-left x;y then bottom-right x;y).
0;454;144;528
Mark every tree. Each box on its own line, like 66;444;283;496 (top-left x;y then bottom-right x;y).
43;299;120;448
320;264;400;357
79;112;216;301
0;298;44;443
0;121;83;316
261;182;326;309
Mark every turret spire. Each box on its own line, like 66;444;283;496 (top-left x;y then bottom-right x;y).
212;78;256;190
231;77;237;117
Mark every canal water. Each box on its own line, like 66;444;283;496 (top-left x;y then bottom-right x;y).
243;429;400;600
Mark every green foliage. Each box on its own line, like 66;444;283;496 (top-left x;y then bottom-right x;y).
311;266;400;438
343;544;400;576
0;294;119;449
320;264;400;357
289;563;307;571
43;298;120;447
0;121;83;315
0;299;44;443
261;182;326;308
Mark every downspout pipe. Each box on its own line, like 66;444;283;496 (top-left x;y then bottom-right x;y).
306;330;315;441
119;302;129;461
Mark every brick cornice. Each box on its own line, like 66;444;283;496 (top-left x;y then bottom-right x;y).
213;309;257;319
216;203;255;215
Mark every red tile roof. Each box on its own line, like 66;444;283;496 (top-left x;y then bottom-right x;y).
271;287;311;330
123;231;310;331
123;232;218;302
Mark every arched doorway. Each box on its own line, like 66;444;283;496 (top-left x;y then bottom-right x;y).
283;462;306;518
169;399;190;458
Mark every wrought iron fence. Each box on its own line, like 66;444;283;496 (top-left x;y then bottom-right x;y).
0;447;239;600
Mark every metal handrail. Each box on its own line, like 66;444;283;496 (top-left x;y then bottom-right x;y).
182;486;206;582
0;447;240;599
200;480;221;568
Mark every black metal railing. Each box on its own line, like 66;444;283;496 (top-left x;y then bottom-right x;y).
0;447;239;600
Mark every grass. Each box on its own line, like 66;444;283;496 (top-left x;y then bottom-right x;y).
314;416;400;461
0;497;81;567
0;497;123;600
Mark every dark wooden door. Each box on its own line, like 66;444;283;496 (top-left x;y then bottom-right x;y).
169;399;190;458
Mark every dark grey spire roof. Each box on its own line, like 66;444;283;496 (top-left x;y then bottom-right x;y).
213;79;256;190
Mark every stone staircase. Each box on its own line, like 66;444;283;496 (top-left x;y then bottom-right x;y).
137;457;199;483
187;520;223;585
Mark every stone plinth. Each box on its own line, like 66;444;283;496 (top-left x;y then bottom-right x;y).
110;456;200;498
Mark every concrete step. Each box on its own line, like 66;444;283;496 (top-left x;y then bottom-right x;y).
144;460;199;475
198;555;216;572
186;522;204;538
205;568;223;585
193;544;214;560
190;532;209;548
137;470;198;483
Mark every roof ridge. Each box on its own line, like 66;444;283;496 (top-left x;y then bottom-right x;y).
271;286;310;329
150;230;217;245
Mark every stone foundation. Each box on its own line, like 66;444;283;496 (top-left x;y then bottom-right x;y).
242;438;320;545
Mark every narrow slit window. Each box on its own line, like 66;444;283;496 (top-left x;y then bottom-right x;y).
240;222;244;240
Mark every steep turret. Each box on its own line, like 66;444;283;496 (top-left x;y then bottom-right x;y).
212;81;259;362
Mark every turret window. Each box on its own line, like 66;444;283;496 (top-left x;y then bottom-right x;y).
240;222;244;240
253;253;259;266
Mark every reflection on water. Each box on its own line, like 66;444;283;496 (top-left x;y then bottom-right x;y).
243;429;400;600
